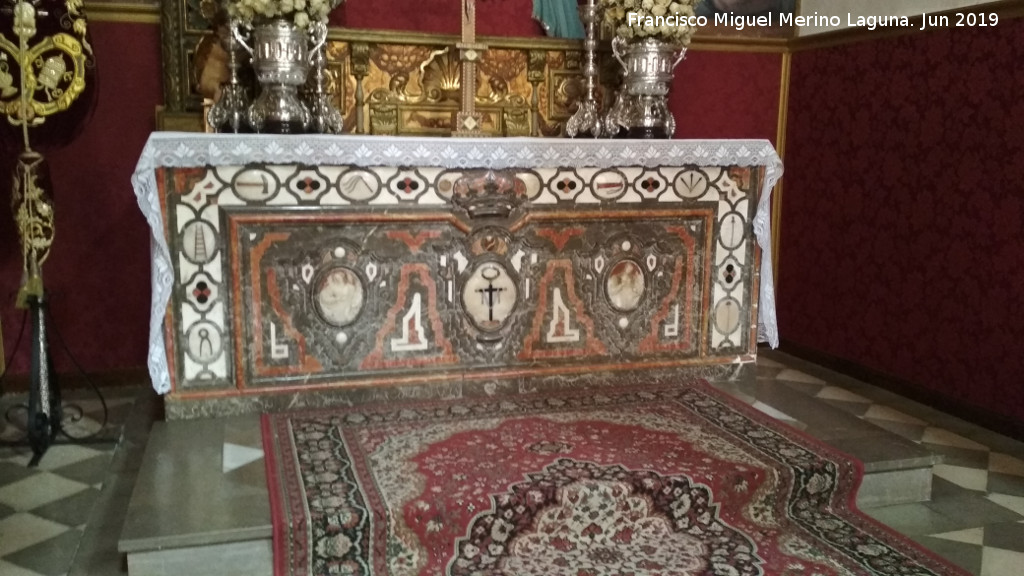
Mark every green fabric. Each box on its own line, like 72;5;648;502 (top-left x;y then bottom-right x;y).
534;0;585;39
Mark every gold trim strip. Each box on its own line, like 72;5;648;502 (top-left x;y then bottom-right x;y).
772;51;791;290
84;1;160;24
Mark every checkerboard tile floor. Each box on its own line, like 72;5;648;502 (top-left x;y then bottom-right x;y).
0;390;137;576
758;352;1024;576
0;354;1022;575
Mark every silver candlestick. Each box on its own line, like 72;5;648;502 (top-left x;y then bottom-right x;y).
565;0;602;138
208;19;252;133
304;21;344;134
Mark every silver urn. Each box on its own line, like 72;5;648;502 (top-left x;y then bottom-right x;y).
233;18;326;133
609;37;686;138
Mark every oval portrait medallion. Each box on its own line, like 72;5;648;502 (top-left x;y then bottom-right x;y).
313;267;365;327
606;259;646;312
462;262;518;332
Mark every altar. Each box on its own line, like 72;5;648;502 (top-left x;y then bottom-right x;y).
133;134;781;418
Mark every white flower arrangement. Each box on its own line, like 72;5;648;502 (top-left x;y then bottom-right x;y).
600;0;700;46
226;0;335;29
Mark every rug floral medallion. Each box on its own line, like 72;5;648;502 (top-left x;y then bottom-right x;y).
262;382;965;576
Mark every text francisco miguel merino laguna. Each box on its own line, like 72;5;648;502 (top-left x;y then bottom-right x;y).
626;11;1001;31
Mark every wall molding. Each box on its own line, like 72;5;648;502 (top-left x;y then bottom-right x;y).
777;340;1024;441
85;1;160;24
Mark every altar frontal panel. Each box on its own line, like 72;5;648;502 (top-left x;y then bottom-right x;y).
158;162;761;414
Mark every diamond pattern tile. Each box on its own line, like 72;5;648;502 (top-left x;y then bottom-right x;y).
4;527;84;576
0;387;138;576
0;473;90;512
0;513;69;556
0;559;50;576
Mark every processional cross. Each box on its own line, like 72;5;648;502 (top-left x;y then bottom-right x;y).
454;0;486;136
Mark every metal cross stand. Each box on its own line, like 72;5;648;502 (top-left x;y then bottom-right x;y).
453;0;486;136
1;0;97;466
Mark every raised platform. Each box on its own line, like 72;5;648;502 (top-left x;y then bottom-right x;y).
118;356;941;576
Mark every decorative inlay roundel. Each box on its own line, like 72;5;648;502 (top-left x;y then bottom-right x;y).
337;169;380;201
462;261;518;332
606;259;645;312
714;298;742;335
232;167;278;202
180;221;218;264
313;267;365;327
674;169;709;199
592;169;627;200
185;321;221;363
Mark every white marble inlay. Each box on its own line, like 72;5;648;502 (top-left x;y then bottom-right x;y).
222;443;265;474
391;293;428;352
269;323;289;360
546;288;580;343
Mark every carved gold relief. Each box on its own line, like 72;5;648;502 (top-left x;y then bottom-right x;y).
168;0;590;137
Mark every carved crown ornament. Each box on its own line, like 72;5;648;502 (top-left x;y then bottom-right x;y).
452;170;529;219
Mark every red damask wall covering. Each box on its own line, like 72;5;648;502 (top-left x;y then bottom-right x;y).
0;21;160;377
0;17;781;382
780;20;1024;422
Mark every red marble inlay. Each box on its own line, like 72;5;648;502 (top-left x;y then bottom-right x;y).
361;263;459;370
535;227;584;252
386;230;443;253
519;260;607;360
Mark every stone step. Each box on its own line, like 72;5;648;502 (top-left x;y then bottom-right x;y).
714;358;942;509
119;373;941;574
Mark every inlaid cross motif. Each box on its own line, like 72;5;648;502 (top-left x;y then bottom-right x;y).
477;280;505;321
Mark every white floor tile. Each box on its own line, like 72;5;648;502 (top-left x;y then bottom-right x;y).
4;445;104;471
750;401;798;424
814;386;871;403
986;494;1024;517
774;369;826;385
989;453;1024;477
929;527;985;546
0;513;69;556
0;472;90;511
981;546;1024;576
922;427;989;451
861;405;928;426
933;465;989;492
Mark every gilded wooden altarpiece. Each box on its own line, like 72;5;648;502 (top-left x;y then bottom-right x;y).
161;0;611;135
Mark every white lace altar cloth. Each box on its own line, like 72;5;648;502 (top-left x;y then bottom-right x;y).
132;133;782;394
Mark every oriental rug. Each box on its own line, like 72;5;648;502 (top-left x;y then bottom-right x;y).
262;381;966;576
